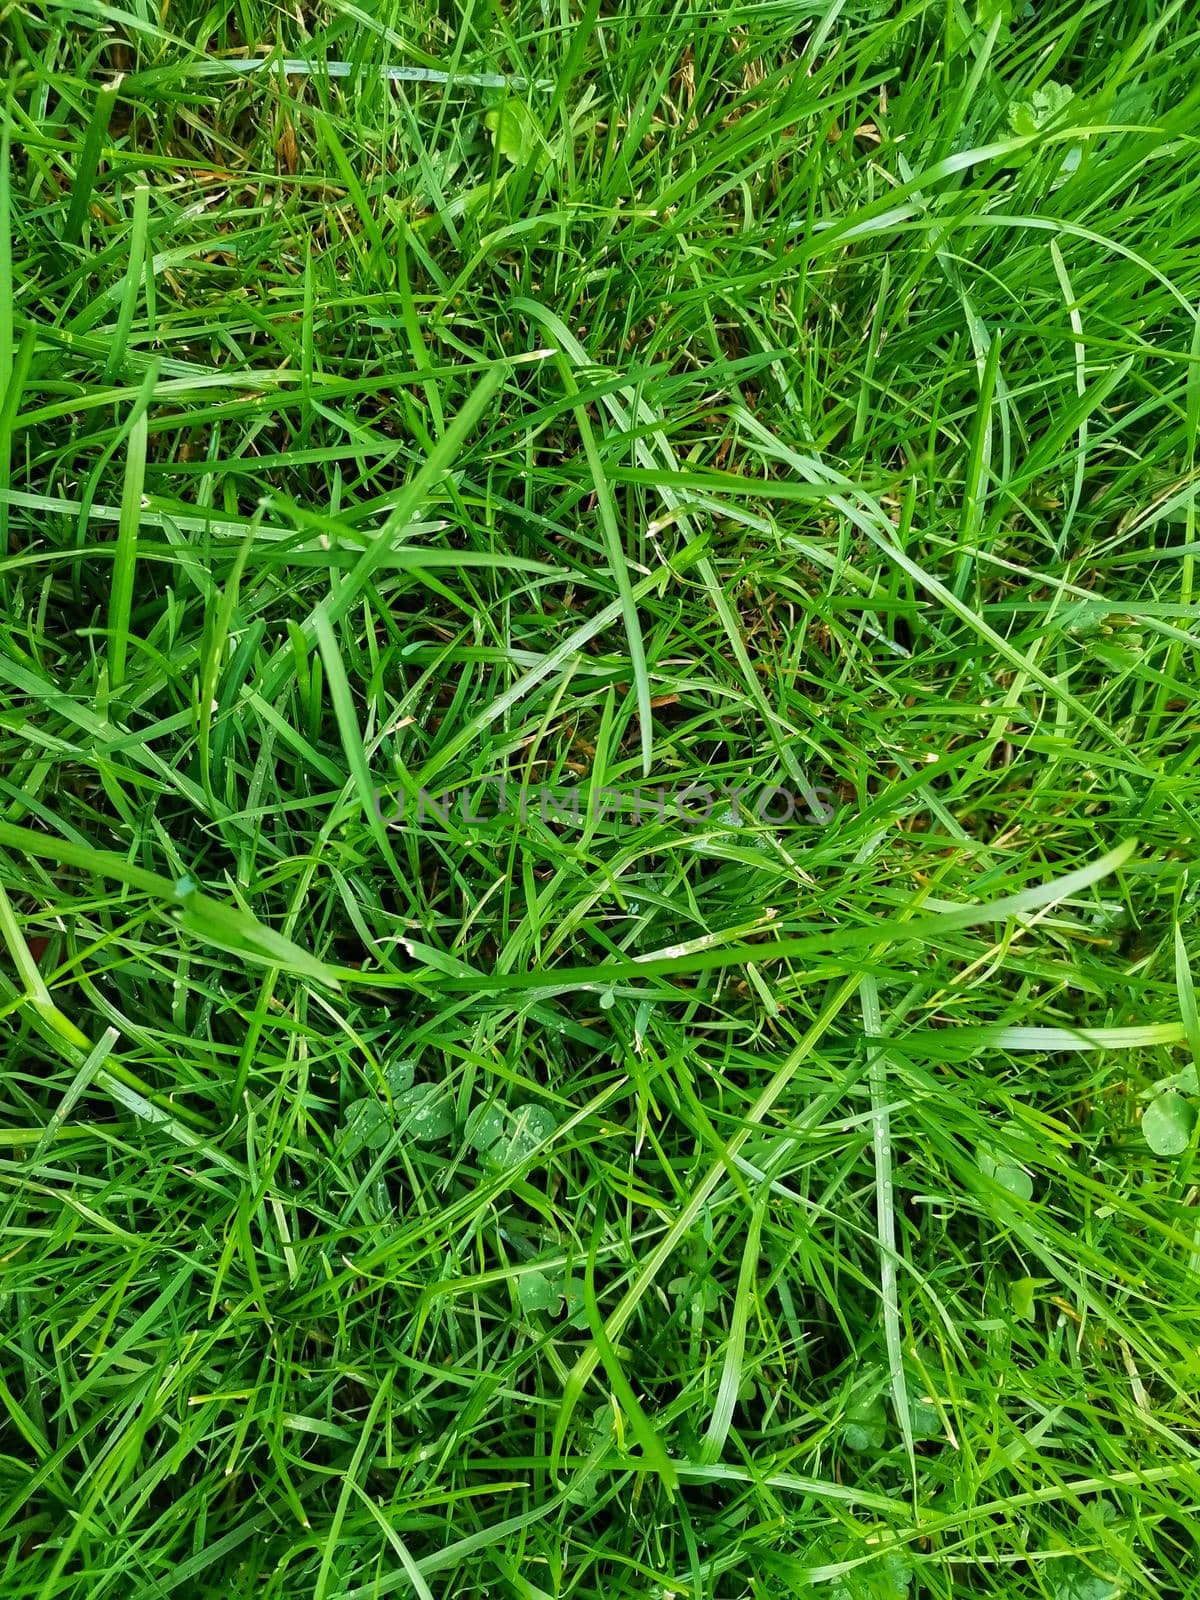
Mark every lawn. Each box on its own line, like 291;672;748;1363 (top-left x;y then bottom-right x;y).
2;1;1200;1596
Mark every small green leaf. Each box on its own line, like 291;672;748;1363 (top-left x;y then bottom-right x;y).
385;1058;415;1095
1154;1064;1200;1097
908;1393;943;1440
394;1083;455;1142
668;1274;718;1315
1007;81;1082;182
340;1098;390;1157
483;100;542;168
977;1146;1035;1200
564;1404;614;1505
1010;1275;1052;1321
1141;1091;1195;1157
1048;1558;1123;1600
976;0;1012;32
1010;80;1075;138
517;1269;556;1314
843;1392;887;1453
561;1277;589;1329
466;1104;504;1154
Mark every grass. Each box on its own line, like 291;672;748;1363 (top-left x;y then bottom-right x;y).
2;0;1200;1595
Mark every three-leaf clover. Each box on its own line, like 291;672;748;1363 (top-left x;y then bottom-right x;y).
339;1061;454;1155
466;1101;557;1169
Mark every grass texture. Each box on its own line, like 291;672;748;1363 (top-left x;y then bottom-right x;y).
2;1;1200;1596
